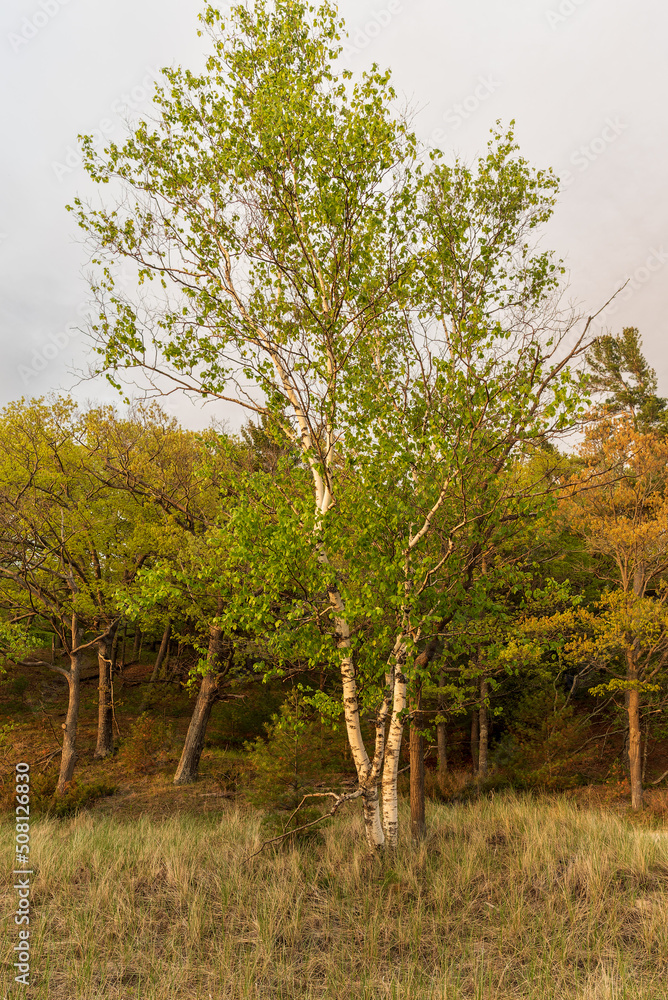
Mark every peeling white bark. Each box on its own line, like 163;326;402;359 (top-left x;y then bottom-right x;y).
381;652;407;848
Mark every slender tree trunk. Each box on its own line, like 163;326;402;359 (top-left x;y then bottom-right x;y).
118;623;127;672
409;683;425;842
56;620;83;794
478;676;489;780
471;710;479;774
132;625;142;659
642;713;650;783
110;627;120;674
436;668;447;790
628;671;643;811
141;622;171;712
94;629;116;758
173;608;225;785
329;585;384;850
173;671;220;784
154;622;171;679
381;666;406;848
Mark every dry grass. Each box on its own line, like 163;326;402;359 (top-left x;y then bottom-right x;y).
2;793;668;999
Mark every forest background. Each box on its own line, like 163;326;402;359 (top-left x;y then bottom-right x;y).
2;3;668;998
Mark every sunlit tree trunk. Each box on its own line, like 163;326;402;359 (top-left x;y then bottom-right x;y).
174;614;224;784
334;592;385;849
381;666;406;849
173;671;220;784
628;574;644;811
627;665;643;811
56;618;83;794
94;628;116;758
409;684;425;841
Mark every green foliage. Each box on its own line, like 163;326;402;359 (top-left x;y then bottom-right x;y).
0;621;37;666
0;721;17;761
244;689;347;811
118;713;173;775
9;675;30;698
30;773;118;817
209;680;282;748
493;689;594;791
587;326;668;433
200;748;247;795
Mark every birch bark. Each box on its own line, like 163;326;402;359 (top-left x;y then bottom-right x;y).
381;659;407;848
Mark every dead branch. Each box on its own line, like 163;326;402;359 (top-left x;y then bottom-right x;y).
244;788;363;862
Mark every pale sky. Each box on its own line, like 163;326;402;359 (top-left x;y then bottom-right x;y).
1;0;666;429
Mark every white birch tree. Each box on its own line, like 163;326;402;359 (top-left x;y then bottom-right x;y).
70;0;595;847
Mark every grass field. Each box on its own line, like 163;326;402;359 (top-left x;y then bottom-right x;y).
2;792;668;999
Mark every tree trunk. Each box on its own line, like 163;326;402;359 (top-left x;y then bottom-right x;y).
173;671;220;784
132;626;142;659
56;621;83;794
628;672;643;811
642;713;650;783
94;629;115;758
471;709;479;774
141;622;171;711
111;627;119;671
478;676;489;780
118;623;127;671
329;585;384;851
409;684;425;842
173;609;226;785
381;666;406;848
153;622;171;679
436;668;447;790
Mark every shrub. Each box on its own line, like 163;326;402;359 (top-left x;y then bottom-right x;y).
30;773;117;817
492;690;595;791
117;712;172;775
200;747;247;794
244;689;347;812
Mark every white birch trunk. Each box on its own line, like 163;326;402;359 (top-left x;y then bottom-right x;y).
381;664;407;848
330;587;384;849
268;348;385;847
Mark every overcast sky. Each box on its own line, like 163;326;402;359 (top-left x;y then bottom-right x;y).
1;0;666;430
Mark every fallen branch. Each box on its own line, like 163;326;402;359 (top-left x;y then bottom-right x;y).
38;702;62;750
649;767;668;786
244;787;363;863
37;748;62;773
